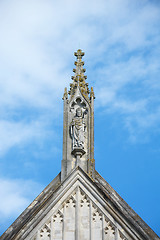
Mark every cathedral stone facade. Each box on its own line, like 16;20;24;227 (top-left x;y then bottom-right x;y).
1;50;159;240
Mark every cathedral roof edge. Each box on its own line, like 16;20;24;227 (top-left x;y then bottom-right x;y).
95;170;160;240
0;172;61;240
1;168;159;240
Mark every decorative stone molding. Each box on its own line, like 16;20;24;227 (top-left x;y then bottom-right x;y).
31;187;129;240
40;223;51;239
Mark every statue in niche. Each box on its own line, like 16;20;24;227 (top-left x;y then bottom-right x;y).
70;107;86;150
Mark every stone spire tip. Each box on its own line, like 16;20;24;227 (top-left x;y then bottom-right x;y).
74;49;85;60
67;49;90;101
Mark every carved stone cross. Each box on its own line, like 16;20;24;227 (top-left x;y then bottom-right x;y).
74;49;84;60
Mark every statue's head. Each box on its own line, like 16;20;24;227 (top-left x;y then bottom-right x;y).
76;107;82;117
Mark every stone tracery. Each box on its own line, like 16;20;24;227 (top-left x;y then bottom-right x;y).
34;188;128;240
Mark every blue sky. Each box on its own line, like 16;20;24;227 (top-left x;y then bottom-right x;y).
0;0;160;236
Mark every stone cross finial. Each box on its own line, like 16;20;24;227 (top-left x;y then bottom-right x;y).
74;49;84;60
73;49;85;77
69;49;89;100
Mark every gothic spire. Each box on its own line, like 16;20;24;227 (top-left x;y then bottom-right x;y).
68;49;90;100
62;49;95;181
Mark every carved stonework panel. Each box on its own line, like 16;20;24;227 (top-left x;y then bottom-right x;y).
70;97;88;152
31;187;131;240
63;196;76;240
70;97;87;110
53;211;63;223
53;211;63;240
70;107;86;150
40;223;51;240
79;190;90;240
104;220;115;240
80;192;90;208
92;205;103;240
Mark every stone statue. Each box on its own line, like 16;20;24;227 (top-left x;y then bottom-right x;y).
70;107;86;149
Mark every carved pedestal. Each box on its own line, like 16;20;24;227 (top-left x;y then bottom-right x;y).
71;147;86;168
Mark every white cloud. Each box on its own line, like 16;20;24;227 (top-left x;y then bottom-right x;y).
0;118;55;156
